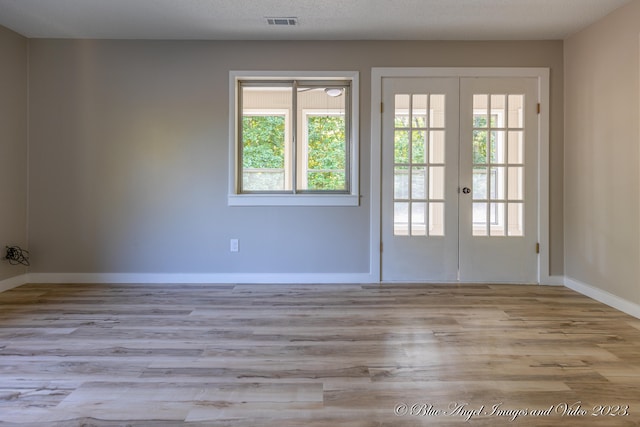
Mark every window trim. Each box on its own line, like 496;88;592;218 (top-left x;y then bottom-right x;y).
229;71;359;207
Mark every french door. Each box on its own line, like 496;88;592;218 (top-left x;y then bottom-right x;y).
381;76;539;283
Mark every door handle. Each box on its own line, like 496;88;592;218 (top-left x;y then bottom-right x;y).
462;187;471;194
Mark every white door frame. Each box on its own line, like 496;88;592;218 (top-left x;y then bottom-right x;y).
370;67;551;284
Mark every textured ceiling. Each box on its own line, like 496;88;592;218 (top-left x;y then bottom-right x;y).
0;0;633;40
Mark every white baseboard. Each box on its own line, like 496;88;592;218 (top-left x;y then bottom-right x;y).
540;275;565;286
25;272;377;285
0;274;29;292
565;276;640;319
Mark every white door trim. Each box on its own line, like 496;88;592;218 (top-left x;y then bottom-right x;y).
370;67;551;284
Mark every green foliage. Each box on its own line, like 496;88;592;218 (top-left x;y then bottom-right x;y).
394;130;426;164
306;115;346;190
307;171;345;190
472;115;496;165
241;114;347;191
394;131;409;163
394;115;498;166
242;115;285;168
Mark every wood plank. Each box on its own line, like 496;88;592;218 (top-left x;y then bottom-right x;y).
1;283;639;425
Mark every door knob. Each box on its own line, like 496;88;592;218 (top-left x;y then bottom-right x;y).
462;187;471;194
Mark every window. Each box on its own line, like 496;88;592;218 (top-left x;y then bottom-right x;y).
229;72;359;206
242;110;290;192
392;93;446;237
471;94;525;236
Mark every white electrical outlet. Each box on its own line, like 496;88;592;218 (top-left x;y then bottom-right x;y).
230;239;239;252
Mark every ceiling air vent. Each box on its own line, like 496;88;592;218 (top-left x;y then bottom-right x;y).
266;17;298;26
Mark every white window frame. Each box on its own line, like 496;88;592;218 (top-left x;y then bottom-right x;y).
228;71;360;207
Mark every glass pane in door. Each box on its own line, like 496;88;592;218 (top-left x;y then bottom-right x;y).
393;92;447;237
471;91;526;237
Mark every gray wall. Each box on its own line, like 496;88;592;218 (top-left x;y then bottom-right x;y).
27;39;564;276
564;1;640;303
0;26;27;281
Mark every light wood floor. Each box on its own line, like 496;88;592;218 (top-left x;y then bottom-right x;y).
1;283;640;426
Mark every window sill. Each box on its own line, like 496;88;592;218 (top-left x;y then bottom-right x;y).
228;194;360;207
